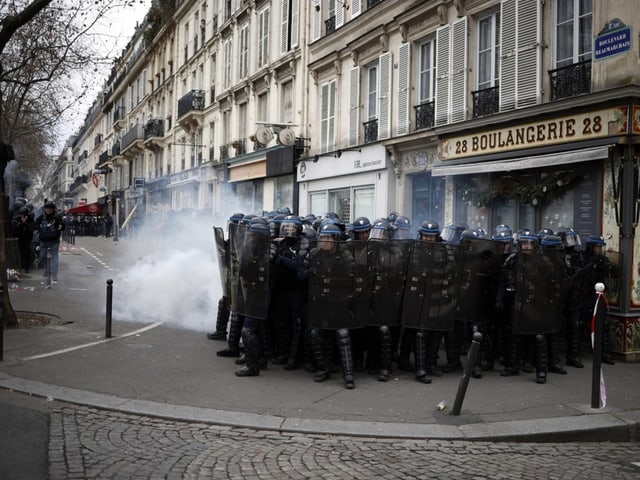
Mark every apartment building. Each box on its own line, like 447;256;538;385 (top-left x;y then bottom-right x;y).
47;0;639;359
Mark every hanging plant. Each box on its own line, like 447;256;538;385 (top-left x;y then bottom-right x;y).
459;171;583;207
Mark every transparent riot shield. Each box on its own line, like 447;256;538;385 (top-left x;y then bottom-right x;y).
232;225;272;319
512;249;564;334
213;226;228;298
401;242;461;331
307;240;357;329
347;240;373;326
227;222;243;312
457;238;503;323
368;239;412;327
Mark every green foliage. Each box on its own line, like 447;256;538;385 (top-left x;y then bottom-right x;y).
144;0;176;46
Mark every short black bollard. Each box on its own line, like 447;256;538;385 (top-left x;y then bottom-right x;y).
451;331;483;416
105;279;113;339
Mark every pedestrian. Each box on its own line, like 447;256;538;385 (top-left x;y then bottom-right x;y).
14;206;34;273
34;201;65;283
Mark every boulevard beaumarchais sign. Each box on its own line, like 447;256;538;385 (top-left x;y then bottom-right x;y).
594;19;632;61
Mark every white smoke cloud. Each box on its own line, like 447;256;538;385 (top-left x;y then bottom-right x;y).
111;211;226;332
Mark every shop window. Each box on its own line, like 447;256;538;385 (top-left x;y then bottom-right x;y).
328;188;351;219
412;172;444;228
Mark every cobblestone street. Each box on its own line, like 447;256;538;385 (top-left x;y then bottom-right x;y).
49;405;640;480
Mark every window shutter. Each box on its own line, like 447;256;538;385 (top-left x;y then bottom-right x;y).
396;42;410;135
450;17;467;123
328;80;336;151
320;83;329;153
500;0;517;110
291;0;299;48
378;52;392;139
280;0;289;54
336;1;344;28
349;66;360;146
351;0;361;18
516;0;541;107
312;0;321;41
435;25;451;126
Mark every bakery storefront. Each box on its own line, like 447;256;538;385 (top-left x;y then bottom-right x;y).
432;103;640;361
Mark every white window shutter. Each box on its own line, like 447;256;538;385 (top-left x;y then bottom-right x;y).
280;0;289;54
291;0;299;48
336;1;344;28
450;17;467;123
435;25;451;126
351;0;361;18
500;0;517;111
378;52;392;140
312;0;321;41
516;0;541;107
349;66;360;146
396;42;410;135
328;80;336;151
321;82;329;153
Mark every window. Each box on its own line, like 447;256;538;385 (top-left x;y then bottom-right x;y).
258;8;270;68
477;11;500;90
419;38;436;103
353;187;375;222
366;64;378;121
257;92;268;122
281;81;293;124
238;103;247;143
184;22;189;63
239;25;249;79
309;185;375;222
555;0;592;67
194;13;199;51
320;80;336;153
210;54;216;103
223;39;232;88
280;0;299;54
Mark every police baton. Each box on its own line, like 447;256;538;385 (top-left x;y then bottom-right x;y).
451;331;482;416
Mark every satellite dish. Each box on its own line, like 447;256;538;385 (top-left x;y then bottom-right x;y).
255;126;273;145
278;128;296;146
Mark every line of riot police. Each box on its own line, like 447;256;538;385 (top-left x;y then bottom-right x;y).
211;211;619;388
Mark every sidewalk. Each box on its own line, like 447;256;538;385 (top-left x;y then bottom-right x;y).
1;236;639;442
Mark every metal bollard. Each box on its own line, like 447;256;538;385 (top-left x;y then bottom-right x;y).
105;279;113;338
591;283;606;409
451;331;483;416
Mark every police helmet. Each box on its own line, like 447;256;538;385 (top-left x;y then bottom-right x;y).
319;222;343;240
419;220;440;236
239;214;256;225
460;228;481;242
585;235;606;246
280;215;302;238
277;207;292;215
248;221;270;235
476;228;488;239
517;229;538;244
558;227;581;248
492;224;513;241
229;212;244;224
540;234;563;248
301;224;317;241
537;228;554;240
369;219;391;240
392;216;412;239
441;222;469;245
351;216;372;232
386;211;399;223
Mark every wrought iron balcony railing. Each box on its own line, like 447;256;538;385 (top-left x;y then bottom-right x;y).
414;101;435;130
325;16;336;35
472;86;499;118
549;59;591;101
364;119;378;143
144;119;164;139
177;89;206;118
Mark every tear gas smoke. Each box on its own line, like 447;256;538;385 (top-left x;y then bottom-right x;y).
111;210;227;332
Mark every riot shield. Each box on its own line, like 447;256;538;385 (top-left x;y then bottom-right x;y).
368;239;412;327
213;226;228;298
231;225;271;319
227;222;243;312
401;242;461;331
347;240;373;325
307;240;358;329
457;238;503;323
512;249;564;334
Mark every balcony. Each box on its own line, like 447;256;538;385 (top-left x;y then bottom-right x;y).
209;146;216;162
325;16;336;35
549;60;591;101
94;134;103;148
472;86;499;118
231;139;247;156
367;0;384;8
364;119;378;143
68;175;89;193
121;124;145;157
97;149;111;167
113;106;126;131
177;89;206;134
414;101;435;130
220;145;229;161
143;119;166;151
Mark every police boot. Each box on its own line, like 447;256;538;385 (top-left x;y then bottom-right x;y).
442;328;462;373
310;328;330;382
547;334;567;374
397;328;415;372
566;318;584;368
377;326;392;382
272;316;290;365
217;312;243;357
337;329;355;389
500;336;520;377
302;330;316;372
207;297;229;340
535;334;548;384
425;332;443;377
602;328;616;365
285;317;303;370
414;330;432;384
236;327;261;377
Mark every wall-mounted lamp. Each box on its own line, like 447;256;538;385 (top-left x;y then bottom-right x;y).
336;148;361;158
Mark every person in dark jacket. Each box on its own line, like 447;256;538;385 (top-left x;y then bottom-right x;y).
14;206;34;273
34;201;65;283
